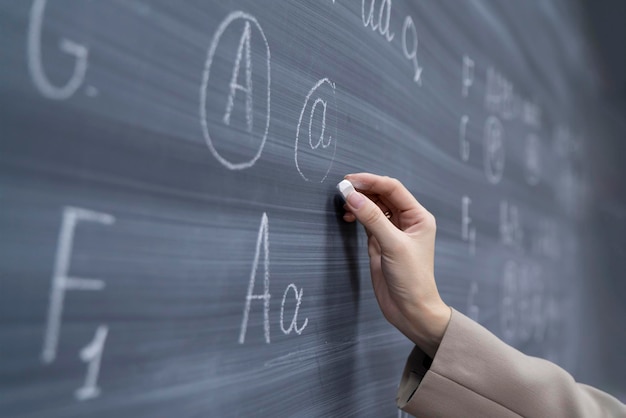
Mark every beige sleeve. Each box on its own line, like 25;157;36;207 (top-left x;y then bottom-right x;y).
396;308;625;418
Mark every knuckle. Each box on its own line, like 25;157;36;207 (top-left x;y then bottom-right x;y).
425;212;437;230
363;207;382;226
387;177;401;189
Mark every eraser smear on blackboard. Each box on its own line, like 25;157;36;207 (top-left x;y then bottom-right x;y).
337;179;356;201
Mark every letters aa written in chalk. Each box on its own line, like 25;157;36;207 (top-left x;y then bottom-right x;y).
239;213;309;344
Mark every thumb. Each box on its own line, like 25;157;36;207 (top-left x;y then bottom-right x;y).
345;190;399;249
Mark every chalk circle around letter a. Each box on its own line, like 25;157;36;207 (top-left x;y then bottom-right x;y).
200;11;271;170
295;78;338;182
483;115;505;184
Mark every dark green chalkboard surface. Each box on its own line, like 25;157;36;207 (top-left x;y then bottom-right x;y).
1;1;624;417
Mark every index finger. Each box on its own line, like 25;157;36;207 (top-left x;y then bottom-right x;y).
344;173;425;213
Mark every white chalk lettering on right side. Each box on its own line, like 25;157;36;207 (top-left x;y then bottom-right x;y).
461;196;476;255
461;196;472;241
459;115;470;161
524;133;541;185
28;0;88;100
499;200;523;248
462;55;474;97
483;115;505;184
402;15;423;85
501;261;546;344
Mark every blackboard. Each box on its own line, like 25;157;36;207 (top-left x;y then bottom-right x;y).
1;1;624;417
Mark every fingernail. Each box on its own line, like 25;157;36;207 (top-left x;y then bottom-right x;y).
337;180;355;200
338;179;365;208
344;176;365;189
347;191;365;209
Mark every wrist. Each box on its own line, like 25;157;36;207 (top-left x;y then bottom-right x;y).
406;300;451;358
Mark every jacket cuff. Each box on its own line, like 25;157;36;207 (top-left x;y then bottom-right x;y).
396;308;521;417
396;345;432;408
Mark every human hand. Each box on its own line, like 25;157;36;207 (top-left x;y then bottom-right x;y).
340;173;451;358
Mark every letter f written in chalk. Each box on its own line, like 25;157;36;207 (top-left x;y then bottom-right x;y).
41;207;114;364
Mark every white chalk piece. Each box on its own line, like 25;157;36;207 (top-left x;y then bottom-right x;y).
337;179;356;201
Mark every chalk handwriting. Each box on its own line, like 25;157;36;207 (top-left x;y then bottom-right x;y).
468;227;476;256
309;98;331;150
462;55;474;97
295;78;338;182
239;212;271;344
200;11;271;170
223;20;253;132
501;261;546;343
483;116;505;184
485;67;515;120
461;196;476;255
239;213;308;343
459;115;470;161
362;0;395;42
28;0;88;100
75;325;108;401
401;16;422;84
500;200;523;248
461;196;472;240
485;67;541;127
280;284;308;335
42;207;114;364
